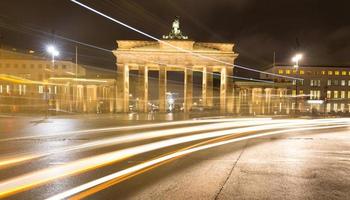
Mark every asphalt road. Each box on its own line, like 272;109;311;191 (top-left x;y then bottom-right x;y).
0;114;349;200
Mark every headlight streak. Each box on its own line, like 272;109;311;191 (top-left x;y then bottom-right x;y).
47;123;350;200
0;118;271;142
0;119;348;198
0;119;281;168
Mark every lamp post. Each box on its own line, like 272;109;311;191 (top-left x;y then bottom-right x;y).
292;54;302;115
45;45;59;118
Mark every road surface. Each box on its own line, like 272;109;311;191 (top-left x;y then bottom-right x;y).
0;114;349;199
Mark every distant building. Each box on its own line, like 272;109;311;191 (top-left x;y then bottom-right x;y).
262;65;350;114
0;48;86;80
0;47;116;114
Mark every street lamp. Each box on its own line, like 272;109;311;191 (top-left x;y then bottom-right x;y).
46;45;60;63
292;54;302;68
44;45;59;118
292;54;303;115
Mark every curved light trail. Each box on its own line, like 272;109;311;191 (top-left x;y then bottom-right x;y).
0;119;348;198
47;123;350;200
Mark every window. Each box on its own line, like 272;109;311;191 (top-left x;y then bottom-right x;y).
0;85;2;93
38;86;44;94
322;71;326;75
340;104;345;112
348;91;350;99
22;64;26;68
334;103;338;111
334;91;339;99
326;103;331;113
342;71;347;75
299;90;304;95
292;80;296;85
292;70;297;74
348;80;350;86
299;70;304;75
335;71;340;75
328;71;333;75
327;91;331;99
278;69;283;74
6;85;10;94
310;80;314;86
327;80;332;86
334;80;339;86
292;90;296;97
286;70;291;74
341;91;346;99
311;90;321;100
341;80;346;86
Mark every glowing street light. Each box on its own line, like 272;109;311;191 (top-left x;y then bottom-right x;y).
46;45;60;63
292;54;303;68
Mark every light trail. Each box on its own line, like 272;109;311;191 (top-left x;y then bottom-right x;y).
0;118;269;142
0;119;347;198
47;123;350;200
0;119;288;168
70;0;303;81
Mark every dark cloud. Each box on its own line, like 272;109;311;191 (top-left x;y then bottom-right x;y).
0;0;350;74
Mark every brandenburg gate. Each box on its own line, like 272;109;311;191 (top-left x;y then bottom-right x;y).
113;18;238;113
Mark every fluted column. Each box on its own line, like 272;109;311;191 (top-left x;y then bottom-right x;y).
116;64;129;112
220;66;233;113
159;66;167;112
202;66;213;108
184;67;193;112
226;66;234;113
138;65;149;112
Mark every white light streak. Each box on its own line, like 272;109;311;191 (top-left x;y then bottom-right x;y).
47;123;349;200
70;0;303;81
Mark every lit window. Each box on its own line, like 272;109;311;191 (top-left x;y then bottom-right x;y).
292;70;297;74
278;69;283;74
299;90;304;95
341;80;346;86
0;85;2;93
328;71;333;75
310;80;314;86
292;90;296;97
322;71;326;75
299;70;304;75
6;85;10;94
335;71;340;75
348;91;350;99
341;91;346;99
334;91;339;99
38;86;44;94
327;80;332;86
327;91;331;99
342;71;347;75
286;70;291;74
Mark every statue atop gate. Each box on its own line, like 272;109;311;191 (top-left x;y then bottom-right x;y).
163;17;188;40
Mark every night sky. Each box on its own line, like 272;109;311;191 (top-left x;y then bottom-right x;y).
1;0;350;75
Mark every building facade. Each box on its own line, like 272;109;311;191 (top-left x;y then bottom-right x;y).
262;65;350;114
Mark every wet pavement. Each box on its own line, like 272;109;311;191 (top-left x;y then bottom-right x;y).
0;114;349;199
